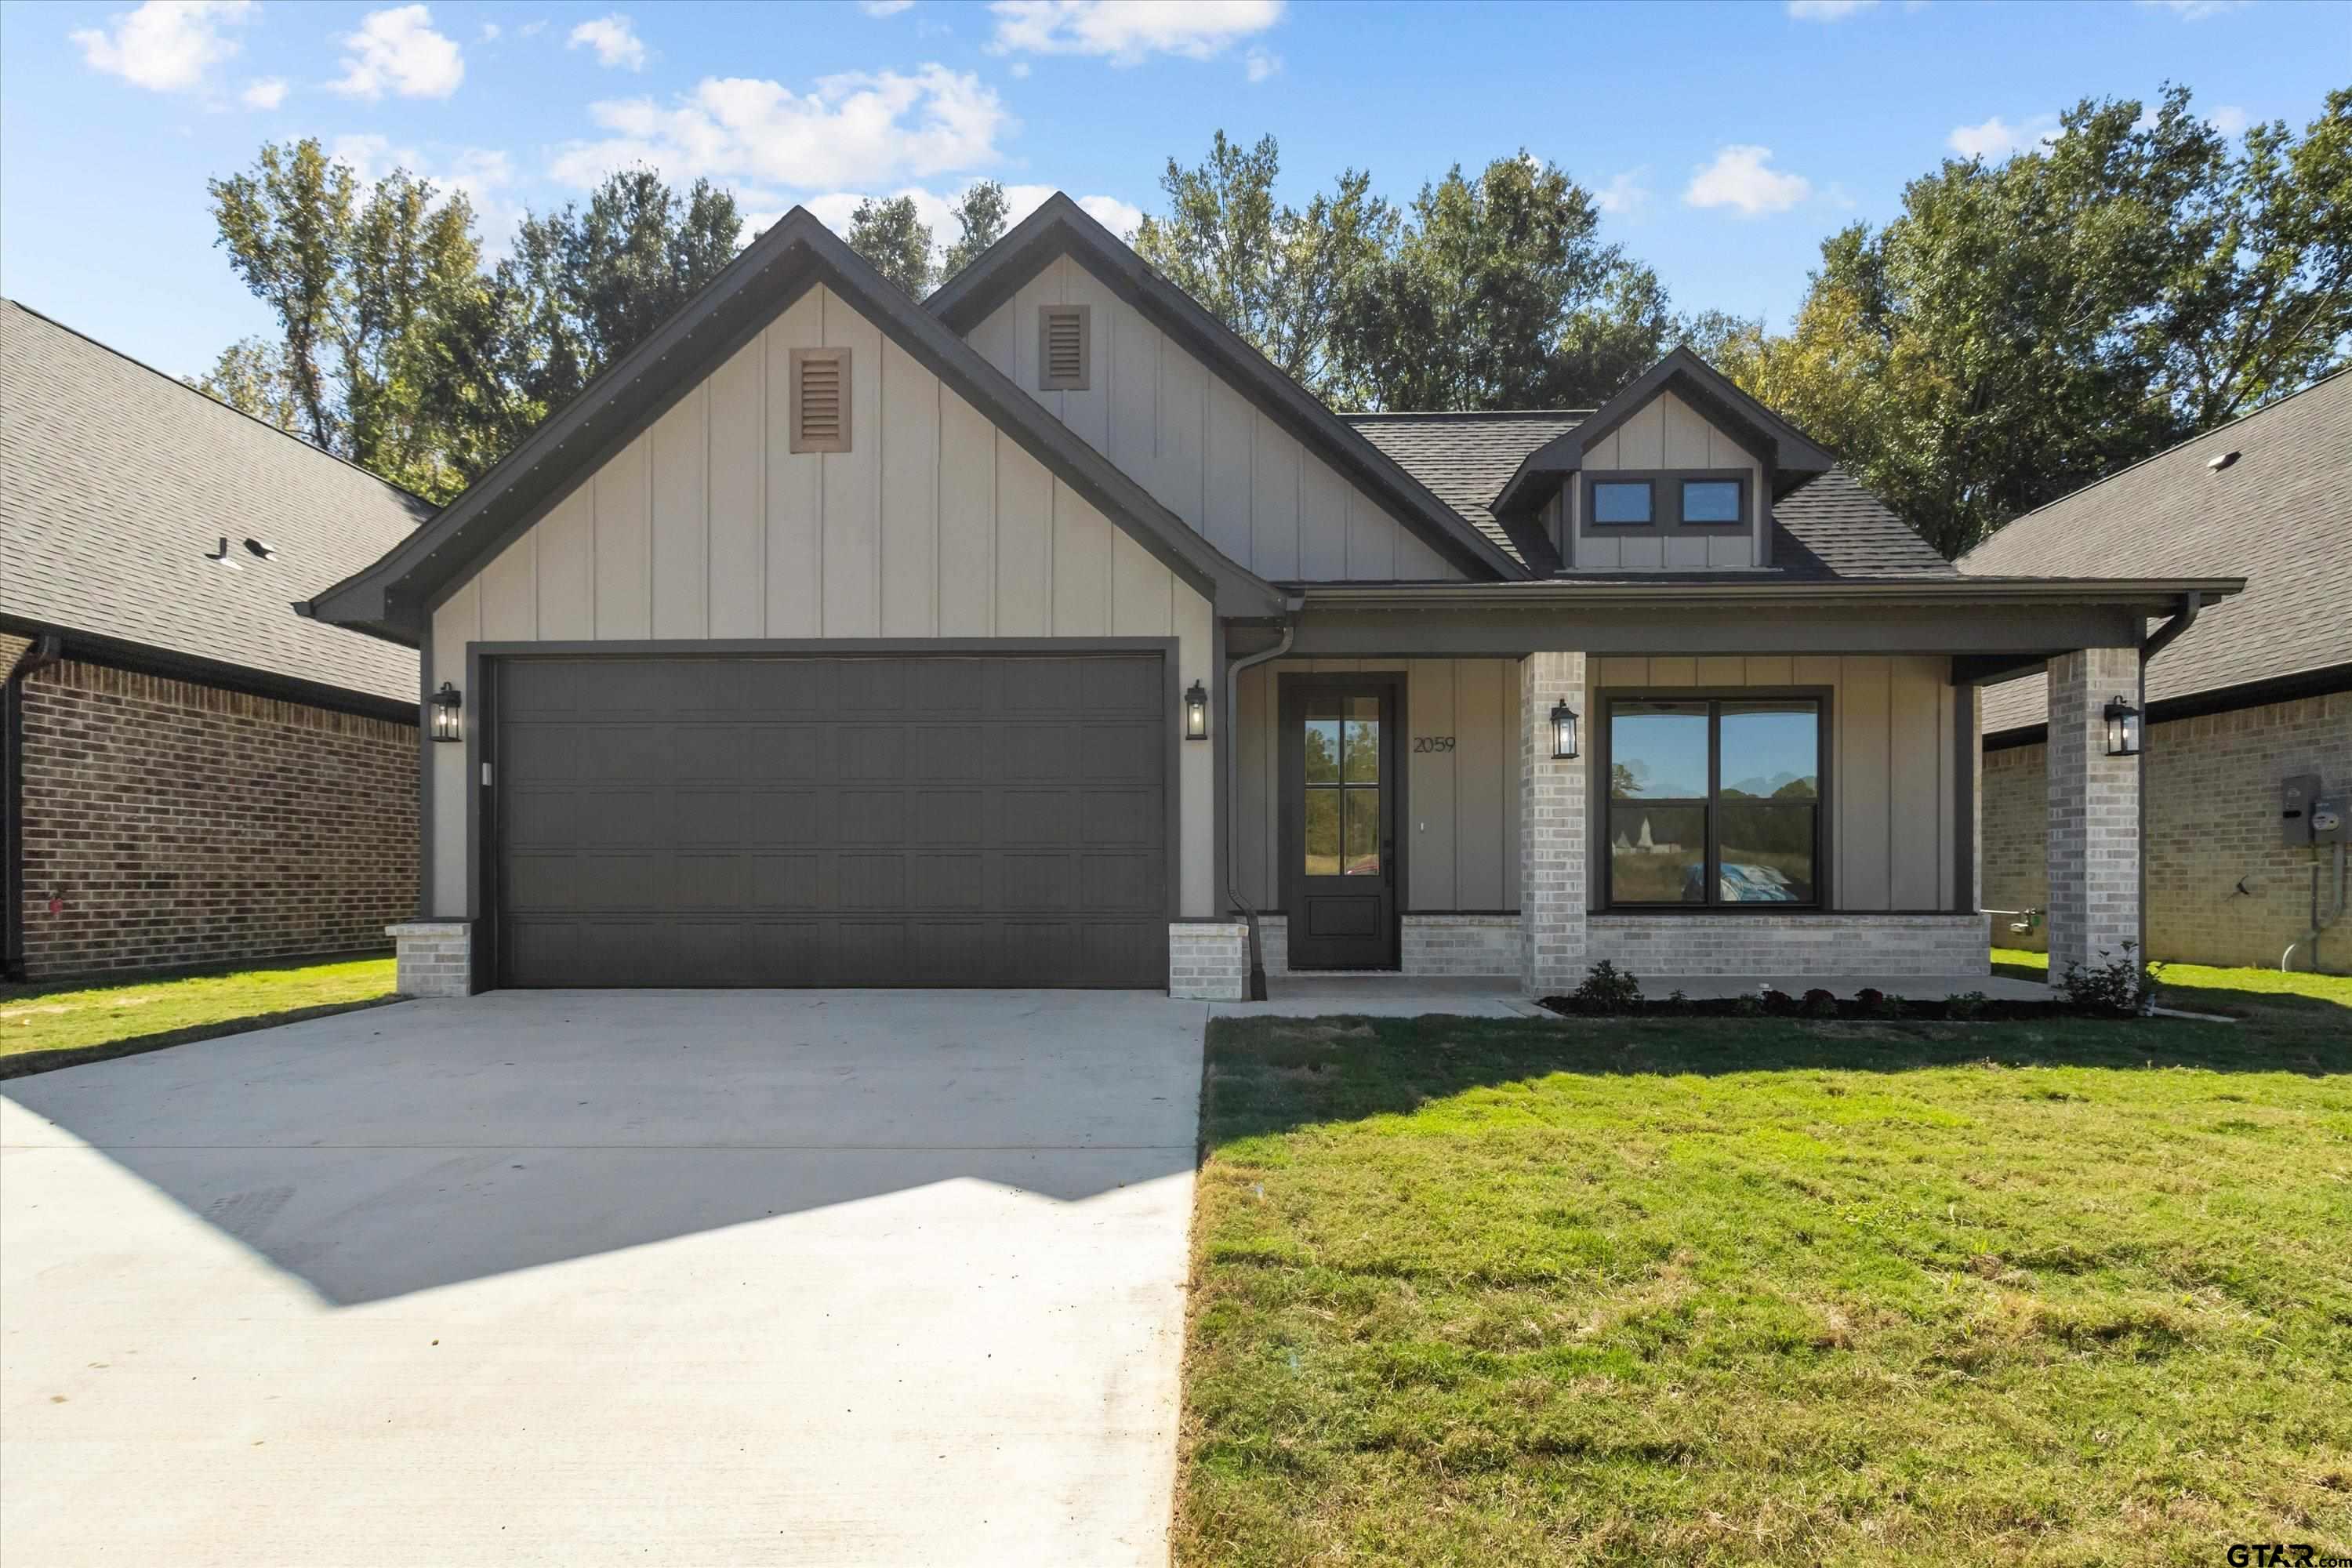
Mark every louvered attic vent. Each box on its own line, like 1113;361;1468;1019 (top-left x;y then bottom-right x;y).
1038;305;1089;392
790;347;851;453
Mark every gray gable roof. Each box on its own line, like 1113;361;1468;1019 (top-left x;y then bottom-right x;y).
925;193;1526;582
1964;371;2352;738
1345;405;1953;582
0;300;427;710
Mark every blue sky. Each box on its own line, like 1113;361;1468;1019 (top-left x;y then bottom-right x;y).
2;0;2343;387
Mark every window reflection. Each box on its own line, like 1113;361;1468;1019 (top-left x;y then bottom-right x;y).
1304;695;1382;877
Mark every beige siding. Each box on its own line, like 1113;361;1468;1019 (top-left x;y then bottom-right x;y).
1232;658;1521;913
1572;390;1767;571
1589;654;1958;910
967;252;1465;583
426;281;1215;920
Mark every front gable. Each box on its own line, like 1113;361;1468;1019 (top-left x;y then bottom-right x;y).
927;195;1525;583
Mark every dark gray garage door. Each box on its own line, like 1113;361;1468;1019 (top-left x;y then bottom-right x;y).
494;653;1169;988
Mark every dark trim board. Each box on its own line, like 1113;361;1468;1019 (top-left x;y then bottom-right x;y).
0;615;416;724
460;637;1182;990
1579;469;1754;539
1289;603;2153;659
1980;660;2352;752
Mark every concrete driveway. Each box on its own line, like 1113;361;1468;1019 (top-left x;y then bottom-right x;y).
1;990;1206;1567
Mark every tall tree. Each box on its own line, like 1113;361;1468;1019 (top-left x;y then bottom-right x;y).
208;140;354;448
190;337;303;433
848;194;935;296
1333;153;1672;410
941;179;1010;281
1716;85;2352;557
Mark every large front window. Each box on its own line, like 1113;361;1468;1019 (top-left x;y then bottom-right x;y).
1606;697;1821;906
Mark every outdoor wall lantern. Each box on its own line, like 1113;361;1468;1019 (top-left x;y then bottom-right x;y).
1185;679;1210;741
2103;695;2141;757
431;681;464;743
1552;699;1580;760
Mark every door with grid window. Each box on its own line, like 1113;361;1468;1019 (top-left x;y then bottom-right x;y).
1279;676;1399;970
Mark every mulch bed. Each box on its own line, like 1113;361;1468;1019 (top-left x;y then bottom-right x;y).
1536;990;2106;1023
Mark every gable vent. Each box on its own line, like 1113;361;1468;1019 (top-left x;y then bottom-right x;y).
790;347;851;453
1038;305;1090;392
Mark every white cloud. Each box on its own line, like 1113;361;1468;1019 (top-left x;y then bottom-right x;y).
331;132;521;247
1008;60;1032;78
1683;145;1811;216
1244;46;1280;82
2138;0;2249;16
479;21;502;41
71;0;254;93
1593;167;1651;217
332;5;464;100
568;14;647;71
859;0;916;13
239;75;285;110
2208;103;2249;136
1946;112;2060;159
988;0;1282;64
1787;0;1875;18
550;65;1009;191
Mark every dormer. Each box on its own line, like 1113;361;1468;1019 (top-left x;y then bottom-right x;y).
1490;347;1835;572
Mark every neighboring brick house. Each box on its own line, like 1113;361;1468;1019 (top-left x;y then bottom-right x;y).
2;300;430;981
1965;372;2351;975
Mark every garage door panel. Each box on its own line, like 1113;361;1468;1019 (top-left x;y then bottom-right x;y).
497;654;1167;988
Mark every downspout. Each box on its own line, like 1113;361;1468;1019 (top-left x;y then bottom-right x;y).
2136;592;2201;975
1226;616;1296;1001
3;633;66;982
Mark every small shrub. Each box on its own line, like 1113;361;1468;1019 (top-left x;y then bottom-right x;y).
2060;942;2161;1018
1875;993;1910;1018
1801;987;1838;1018
1567;959;1644;1014
1945;990;1987;1021
1664;988;1691;1014
1759;988;1795;1015
1730;993;1763;1018
1854;987;1886;1011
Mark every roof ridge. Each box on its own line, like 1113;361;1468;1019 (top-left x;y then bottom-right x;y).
1341;408;1594;420
2;297;438;514
1961;365;2352;560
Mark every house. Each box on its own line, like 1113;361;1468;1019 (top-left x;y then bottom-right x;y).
1964;372;2351;975
2;301;427;981
303;197;2239;1000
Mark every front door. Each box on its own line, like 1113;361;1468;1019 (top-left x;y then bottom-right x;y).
1280;676;1399;970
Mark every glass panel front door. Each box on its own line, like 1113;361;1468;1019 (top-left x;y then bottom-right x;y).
1283;679;1399;970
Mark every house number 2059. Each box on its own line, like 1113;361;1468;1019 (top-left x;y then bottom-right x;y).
1412;736;1456;753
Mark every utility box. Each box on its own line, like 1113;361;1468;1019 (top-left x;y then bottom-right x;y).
2313;793;2347;846
2282;774;2323;845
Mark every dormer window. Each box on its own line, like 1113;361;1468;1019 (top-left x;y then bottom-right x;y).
1591;480;1653;524
1679;479;1742;524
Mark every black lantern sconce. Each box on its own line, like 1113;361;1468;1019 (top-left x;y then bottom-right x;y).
1551;699;1579;760
431;681;464;743
2103;695;2140;757
1184;680;1210;742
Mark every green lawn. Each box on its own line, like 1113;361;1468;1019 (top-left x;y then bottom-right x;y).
1180;965;2351;1565
0;956;397;1070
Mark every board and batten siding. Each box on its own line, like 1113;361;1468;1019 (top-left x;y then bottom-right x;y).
428;281;1217;922
1588;655;1962;912
964;252;1464;583
1566;389;1766;571
1233;659;1523;913
1231;654;1961;916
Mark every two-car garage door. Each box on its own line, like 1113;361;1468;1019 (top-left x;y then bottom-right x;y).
492;653;1169;989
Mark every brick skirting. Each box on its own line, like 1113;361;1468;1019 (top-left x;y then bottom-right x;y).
389;921;473;997
13;659;417;978
1170;922;1249;1000
1586;913;1990;978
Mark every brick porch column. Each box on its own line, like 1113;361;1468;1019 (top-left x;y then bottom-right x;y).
2044;647;2141;987
1519;651;1589;995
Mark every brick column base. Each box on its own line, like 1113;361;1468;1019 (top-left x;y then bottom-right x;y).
1169;922;1248;1000
2045;647;2141;989
1519;652;1589;995
388;922;473;998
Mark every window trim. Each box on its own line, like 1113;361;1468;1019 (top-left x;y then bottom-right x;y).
1595;687;1834;912
1677;474;1747;528
1577;468;1752;539
1037;303;1091;392
1586;477;1656;527
789;346;851;454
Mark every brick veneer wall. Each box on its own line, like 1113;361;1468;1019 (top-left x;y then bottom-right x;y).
13;659;418;978
1519;651;1589;994
1251;913;1519;978
1984;689;2351;974
1170;921;1249;1000
1586;913;1988;978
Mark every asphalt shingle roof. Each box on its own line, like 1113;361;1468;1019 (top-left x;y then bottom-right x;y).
1961;371;2352;737
1344;408;1954;580
2;300;427;706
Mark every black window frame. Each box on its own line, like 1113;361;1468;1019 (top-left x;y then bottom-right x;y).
1587;477;1656;527
1676;474;1746;527
1598;690;1831;911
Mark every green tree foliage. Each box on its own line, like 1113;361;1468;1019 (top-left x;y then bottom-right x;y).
204;140;739;500
1713;86;2351;557
846;194;936;296
940;179;1011;282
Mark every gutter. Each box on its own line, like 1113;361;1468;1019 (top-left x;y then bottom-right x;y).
2134;592;2202;975
1298;576;2249;612
4;633;65;982
1225;612;1299;1001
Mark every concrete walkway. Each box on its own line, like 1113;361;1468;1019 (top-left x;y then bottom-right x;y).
1;991;1206;1568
